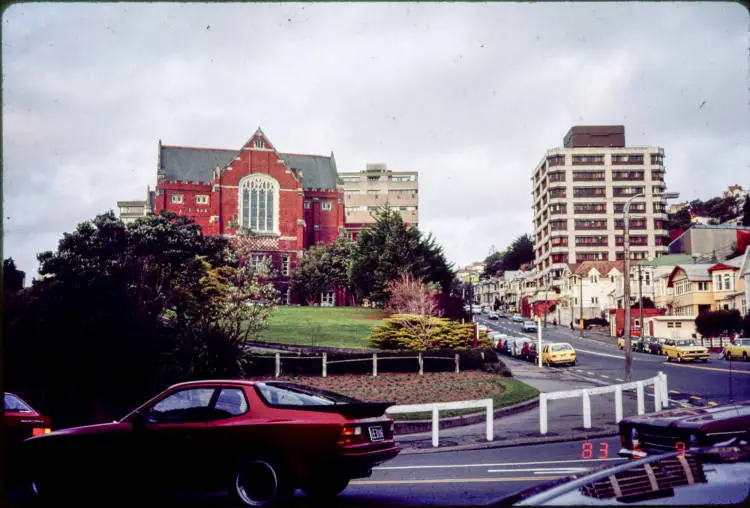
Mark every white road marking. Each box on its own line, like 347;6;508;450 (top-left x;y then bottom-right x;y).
575;348;626;360
488;467;590;474
375;457;621;471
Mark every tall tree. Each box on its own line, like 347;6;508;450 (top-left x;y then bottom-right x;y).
502;234;534;271
350;207;454;303
291;236;357;305
483;250;505;278
742;195;750;227
3;258;25;294
667;207;693;232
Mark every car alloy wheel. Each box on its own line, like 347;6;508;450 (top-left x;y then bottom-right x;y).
234;459;291;507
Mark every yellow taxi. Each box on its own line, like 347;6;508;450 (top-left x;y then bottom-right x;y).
663;338;709;363
723;338;750;361
617;336;638;350
541;342;576;367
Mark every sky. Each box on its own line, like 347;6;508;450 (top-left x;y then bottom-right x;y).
3;2;749;280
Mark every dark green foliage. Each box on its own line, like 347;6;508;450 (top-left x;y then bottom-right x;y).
501;234;534;271
3;258;26;293
350;207;454;303
481;360;512;377
695;309;743;338
666;207;692;231
368;314;491;350
743;195;750;227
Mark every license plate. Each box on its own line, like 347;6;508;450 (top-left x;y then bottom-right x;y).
369;425;384;441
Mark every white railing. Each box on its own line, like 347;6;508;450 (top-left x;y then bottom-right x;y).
539;372;668;435
387;399;494;447
248;352;461;378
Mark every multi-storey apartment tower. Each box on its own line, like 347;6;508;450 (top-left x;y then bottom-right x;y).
532;126;670;283
339;163;418;239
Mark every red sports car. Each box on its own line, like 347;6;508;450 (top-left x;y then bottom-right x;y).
20;379;399;506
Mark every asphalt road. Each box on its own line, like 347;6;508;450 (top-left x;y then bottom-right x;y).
476;315;750;407
7;437;620;507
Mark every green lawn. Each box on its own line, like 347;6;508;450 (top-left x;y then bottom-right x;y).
260;307;387;349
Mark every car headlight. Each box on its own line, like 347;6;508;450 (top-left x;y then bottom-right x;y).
631;428;640;446
689;433;699;448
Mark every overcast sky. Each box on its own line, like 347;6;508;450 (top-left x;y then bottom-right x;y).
3;2;748;279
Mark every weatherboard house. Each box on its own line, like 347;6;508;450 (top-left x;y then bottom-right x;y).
152;128;346;304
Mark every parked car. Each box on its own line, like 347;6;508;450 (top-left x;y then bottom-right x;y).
646;336;668;355
618;400;750;458
19;380;399;506
521;320;538;333
4;393;52;489
663;338;709;363
471;304;482;314
522;342;538;363
496;443;750;506
633;336;651;353
487;331;507;349
541;342;576;367
723;337;750;361
488;310;499;320
617;336;638;350
509;337;534;358
511;313;523;323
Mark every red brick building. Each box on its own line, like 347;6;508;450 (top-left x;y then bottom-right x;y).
153;128;345;303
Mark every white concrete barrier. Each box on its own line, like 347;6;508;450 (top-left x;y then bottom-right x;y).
387;399;494;447
539;372;668;435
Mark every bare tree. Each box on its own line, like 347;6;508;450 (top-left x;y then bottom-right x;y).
385;274;444;349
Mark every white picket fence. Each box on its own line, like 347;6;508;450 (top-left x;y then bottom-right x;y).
539;372;668;435
248;352;462;377
387;399;494;447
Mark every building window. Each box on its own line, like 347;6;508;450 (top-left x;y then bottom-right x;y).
590;275;599;284
239;175;279;233
697;281;709;291
196;195;209;205
714;276;722;291
282;256;290;276
723;274;732;291
250;254;267;273
304;200;311;210
170;194;184;204
591;296;598;304
321;291;335;307
321;201;333;211
253;138;265;149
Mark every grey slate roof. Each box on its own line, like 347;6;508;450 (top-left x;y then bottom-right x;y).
674;264;715;281
279;153;338;190
159;145;338;190
160;146;236;184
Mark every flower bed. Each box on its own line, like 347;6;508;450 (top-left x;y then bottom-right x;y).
245;371;538;420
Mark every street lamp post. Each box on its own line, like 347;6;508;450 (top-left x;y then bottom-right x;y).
623;191;679;382
579;274;584;338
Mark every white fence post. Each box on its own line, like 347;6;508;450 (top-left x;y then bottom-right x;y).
615;385;623;423
540;393;548;435
419;352;424;376
432;407;439;447
653;377;661;412
582;390;592;429
275;353;280;378
373;353;378;377
636;381;645;415
486;400;494;441
660;372;668;408
455;353;459;373
322;352;327;378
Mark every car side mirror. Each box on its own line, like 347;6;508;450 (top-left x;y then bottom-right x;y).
132;408;157;428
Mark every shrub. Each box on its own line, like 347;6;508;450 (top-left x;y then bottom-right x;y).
367;314;492;350
481;360;512;377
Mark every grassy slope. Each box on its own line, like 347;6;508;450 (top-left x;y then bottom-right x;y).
260;307;386;349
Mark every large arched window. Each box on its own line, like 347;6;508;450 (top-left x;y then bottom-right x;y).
238;175;279;234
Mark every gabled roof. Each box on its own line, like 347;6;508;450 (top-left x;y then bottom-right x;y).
707;262;740;273
158;129;338;190
666;264;715;286
636;254;694;267
572;261;624;277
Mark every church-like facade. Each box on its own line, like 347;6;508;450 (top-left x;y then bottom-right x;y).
151;128;346;304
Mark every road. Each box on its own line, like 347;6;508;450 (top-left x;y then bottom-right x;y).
6;437;618;507
476;314;750;407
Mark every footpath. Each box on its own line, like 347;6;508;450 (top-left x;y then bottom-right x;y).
394;357;649;454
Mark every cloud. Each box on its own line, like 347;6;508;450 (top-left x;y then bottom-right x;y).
2;2;748;279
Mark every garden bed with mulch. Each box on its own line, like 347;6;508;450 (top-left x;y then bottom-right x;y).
246;371;538;420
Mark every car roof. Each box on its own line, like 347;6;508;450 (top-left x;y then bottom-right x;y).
167;379;259;390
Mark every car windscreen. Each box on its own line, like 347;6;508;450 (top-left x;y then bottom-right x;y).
677;340;697;346
551;344;572;352
4;393;34;413
254;382;362;406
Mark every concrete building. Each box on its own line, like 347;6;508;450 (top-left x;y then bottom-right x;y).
117;187;155;225
668;224;750;262
339;163;418;239
531;126;672;288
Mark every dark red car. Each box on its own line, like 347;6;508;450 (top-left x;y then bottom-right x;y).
20;380;399;506
5;392;52;445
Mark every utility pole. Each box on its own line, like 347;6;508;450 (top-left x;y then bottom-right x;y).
638;264;644;338
579;275;584;338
